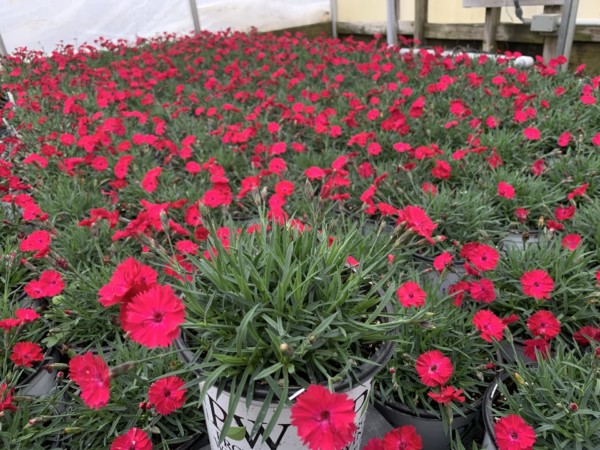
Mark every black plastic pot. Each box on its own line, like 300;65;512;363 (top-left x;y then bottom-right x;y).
173;433;210;450
375;396;483;450
498;230;541;253
18;348;60;397
497;340;527;364
480;374;510;450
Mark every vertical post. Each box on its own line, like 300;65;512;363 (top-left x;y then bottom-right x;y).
556;0;579;71
386;0;399;46
330;0;338;39
188;0;201;34
0;30;7;58
414;0;428;46
482;7;501;53
542;5;562;62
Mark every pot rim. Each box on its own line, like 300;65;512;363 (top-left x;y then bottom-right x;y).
376;390;484;421
175;302;397;399
481;372;512;450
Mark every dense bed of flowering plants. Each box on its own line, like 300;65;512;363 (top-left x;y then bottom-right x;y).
491;343;600;449
0;26;599;448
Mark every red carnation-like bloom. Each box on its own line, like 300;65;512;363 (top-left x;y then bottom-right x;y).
573;326;600;346
69;352;110;409
494;415;536;450
433;252;453;272
460;243;499;272
396;281;426;308
148;376;187;415
523;127;540;140
561;234;581;251
554;205;575;221
472;310;506;342
10;342;44;368
98;258;158;307
363;438;383;450
25;270;65;299
0;384;17;413
523;338;551;361
290;384;357;450
527;310;560;340
122;284;185;348
497;181;515;199
110;428;152;450
520;269;554;300
397;206;437;244
382;426;423;450
415;350;453;387
15;308;40;324
19;230;52;258
428;386;465;405
468;278;496;303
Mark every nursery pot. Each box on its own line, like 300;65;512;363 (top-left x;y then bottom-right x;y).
174;433;210;450
498;230;540;253
480;374;510;450
374;396;483;450
177;316;396;449
17;348;60;397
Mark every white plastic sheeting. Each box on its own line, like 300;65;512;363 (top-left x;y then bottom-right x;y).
0;0;330;54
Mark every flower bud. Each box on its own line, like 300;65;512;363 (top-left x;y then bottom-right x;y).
110;361;136;378
280;343;294;357
569;402;578;411
389;367;396;374
160;211;170;232
307;335;317;344
513;372;526;385
64;427;83;434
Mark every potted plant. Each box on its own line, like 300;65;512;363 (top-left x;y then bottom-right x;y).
51;339;207;450
170;215;424;450
482;343;600;449
374;273;499;450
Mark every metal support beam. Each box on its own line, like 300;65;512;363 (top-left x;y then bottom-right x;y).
0;30;8;58
386;0;399;46
188;0;201;34
330;0;338;38
556;0;579;70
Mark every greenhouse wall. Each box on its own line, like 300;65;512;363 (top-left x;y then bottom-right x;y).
0;0;330;54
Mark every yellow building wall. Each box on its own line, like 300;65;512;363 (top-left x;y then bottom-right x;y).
337;0;600;23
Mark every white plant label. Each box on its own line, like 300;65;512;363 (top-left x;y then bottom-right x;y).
204;380;371;450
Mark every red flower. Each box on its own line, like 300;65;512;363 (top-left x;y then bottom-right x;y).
291;384;357;450
397;206;437;244
527;311;560;340
24;270;65;298
305;166;326;180
431;160;451;180
573;326;600;346
523;338;550;360
554;205;575;221
523;127;540;140
567;182;589;201
363;438;383;450
415;350;453;387
494;415;536;450
514;208;529;223
382;426;423;450
275;180;295;197
141;167;162;193
10;342;44;368
530;159;545;176
497;182;515;199
123;284;185;348
520;269;554;300
175;240;199;255
15;308;40;324
0;384;17;413
148;376;187;415
110;428;152;450
472;310;505;342
98;258;158;307
460;243;499;272
69;352;110;409
19;230;51;258
433;252;453;272
396;281;426;308
561;234;581;251
468;278;496;303
428;386;465;404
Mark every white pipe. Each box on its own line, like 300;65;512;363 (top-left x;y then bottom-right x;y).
398;48;534;68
